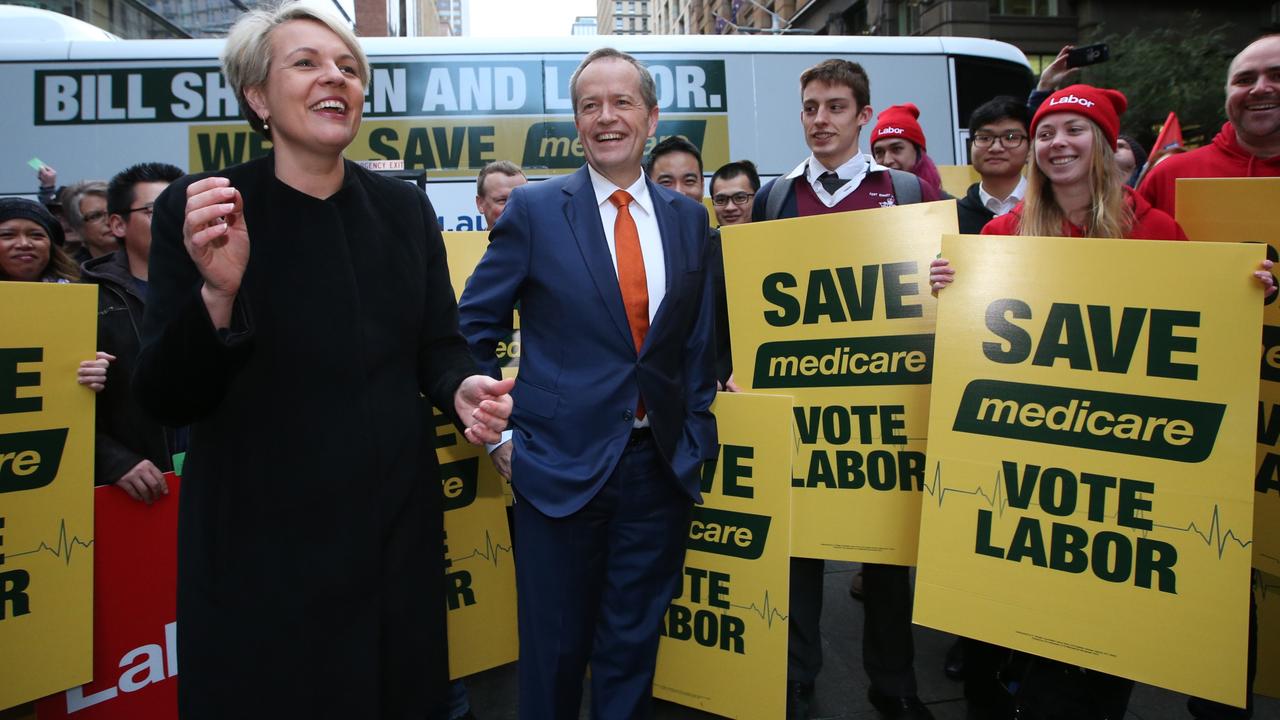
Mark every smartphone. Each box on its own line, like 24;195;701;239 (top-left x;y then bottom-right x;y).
1066;43;1109;69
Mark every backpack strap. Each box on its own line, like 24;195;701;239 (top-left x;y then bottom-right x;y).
887;168;923;205
765;175;796;220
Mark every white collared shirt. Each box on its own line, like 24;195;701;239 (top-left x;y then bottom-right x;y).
784;153;890;208
978;176;1027;217
587;164;666;322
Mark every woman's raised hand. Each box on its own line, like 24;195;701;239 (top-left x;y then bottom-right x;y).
184;177;250;301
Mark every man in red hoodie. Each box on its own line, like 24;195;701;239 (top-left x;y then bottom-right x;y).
1139;35;1280;213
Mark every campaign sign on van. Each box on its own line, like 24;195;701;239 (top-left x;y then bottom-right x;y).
1174;177;1280;576
36;478;181;720
653;392;792;720
721;202;955;564
0;283;95;712
915;234;1262;707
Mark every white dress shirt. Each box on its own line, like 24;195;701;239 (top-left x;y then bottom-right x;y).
587;164;667;322
978;176;1027;217
784;153;891;208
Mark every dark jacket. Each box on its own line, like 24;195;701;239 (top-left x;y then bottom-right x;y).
134;154;475;717
81;250;174;485
956;182;997;235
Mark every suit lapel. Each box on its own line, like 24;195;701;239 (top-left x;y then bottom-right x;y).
563;166;634;349
645;179;684;353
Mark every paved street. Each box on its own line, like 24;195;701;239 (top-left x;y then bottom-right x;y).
467;562;1280;719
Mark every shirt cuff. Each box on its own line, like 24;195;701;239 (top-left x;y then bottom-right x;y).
486;429;513;454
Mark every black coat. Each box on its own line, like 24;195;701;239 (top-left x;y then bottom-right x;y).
957;181;997;235
134;154;476;718
81;250;174;485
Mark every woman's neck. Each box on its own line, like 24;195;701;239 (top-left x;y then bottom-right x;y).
1053;179;1092;226
273;144;345;199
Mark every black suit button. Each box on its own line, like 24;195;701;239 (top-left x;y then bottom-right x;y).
623;409;634;422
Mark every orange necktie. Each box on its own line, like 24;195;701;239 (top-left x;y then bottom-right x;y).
609;189;649;418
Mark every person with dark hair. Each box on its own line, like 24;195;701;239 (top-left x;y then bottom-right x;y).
755;57;937;720
459;47;718;719
1115;134;1147;188
0;197;79;283
133;5;512;717
476;159;527;229
0;197;111;391
956;96;1031;234
709;160;760;226
647;134;705;202
82;162;186;504
870;103;945;195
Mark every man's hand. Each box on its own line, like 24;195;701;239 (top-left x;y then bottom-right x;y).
490;442;512;480
116;459;169;504
77;351;115;392
455;375;515;445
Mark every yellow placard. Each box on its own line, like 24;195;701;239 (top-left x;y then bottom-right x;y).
653;392;793;719
936;165;981;200
916;234;1262;706
721;202;956;563
0;283;95;710
1258;572;1280;699
435;231;519;678
1176;177;1280;575
435;413;519;679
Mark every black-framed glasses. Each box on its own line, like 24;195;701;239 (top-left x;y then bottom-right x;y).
712;192;755;207
83;210;109;223
125;203;156;218
972;132;1028;148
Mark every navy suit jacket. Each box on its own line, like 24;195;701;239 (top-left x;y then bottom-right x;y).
458;165;719;518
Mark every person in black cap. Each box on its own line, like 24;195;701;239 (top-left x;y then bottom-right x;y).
0;196;78;283
0;197;112;391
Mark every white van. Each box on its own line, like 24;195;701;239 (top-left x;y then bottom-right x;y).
0;9;1031;228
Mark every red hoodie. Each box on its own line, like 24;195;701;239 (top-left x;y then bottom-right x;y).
1138;121;1280;216
982;186;1186;241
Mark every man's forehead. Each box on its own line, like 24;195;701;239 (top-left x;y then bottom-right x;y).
977;118;1027;132
1230;37;1280;77
578;57;642;92
802;81;855;103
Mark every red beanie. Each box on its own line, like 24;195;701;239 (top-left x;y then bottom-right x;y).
1031;84;1128;150
872;103;927;152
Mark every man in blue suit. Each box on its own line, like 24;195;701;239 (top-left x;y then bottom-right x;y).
458;48;719;720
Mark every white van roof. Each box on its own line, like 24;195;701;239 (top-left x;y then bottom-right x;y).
0;23;1027;70
0;6;118;43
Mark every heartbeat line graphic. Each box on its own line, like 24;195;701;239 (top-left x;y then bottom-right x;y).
730;588;788;628
1150;505;1252;559
7;519;94;566
450;529;513;568
925;463;1250;559
922;463;1010;515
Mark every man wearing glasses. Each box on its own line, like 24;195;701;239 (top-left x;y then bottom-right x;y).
709;160;760;227
82;162;186;504
956;96;1031;234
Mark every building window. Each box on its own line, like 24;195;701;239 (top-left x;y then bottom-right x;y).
616;17;624;29
989;0;1060;16
616;1;623;12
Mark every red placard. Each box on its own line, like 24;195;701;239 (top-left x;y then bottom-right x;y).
36;475;179;720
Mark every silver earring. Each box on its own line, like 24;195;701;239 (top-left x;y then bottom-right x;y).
263;118;270;132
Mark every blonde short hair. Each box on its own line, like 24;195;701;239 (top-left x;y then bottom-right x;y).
221;2;369;139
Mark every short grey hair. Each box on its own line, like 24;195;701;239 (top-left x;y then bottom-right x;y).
569;48;658;115
221;2;370;139
476;160;526;197
62;180;107;232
